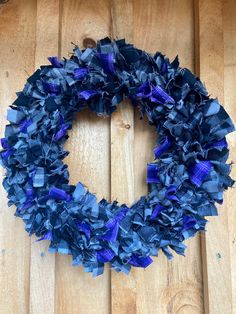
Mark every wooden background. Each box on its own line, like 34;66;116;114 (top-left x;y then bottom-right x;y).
0;0;235;313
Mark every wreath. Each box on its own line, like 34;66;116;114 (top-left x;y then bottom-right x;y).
0;38;234;277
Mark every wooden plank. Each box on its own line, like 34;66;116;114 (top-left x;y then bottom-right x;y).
29;1;60;313
223;0;236;312
110;1;136;312
111;1;204;313
133;2;204;313
0;1;36;313
55;1;111;313
195;0;233;313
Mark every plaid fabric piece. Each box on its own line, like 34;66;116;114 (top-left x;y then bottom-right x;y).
19;119;33;133
79;90;99;100
33;167;45;188
1;148;14;160
48;186;70;201
7;108;25;124
154;137;171;158
129;254;153;268
150;84;175;104
206;137;228;149
74;67;89;80
147;163;160;183
150;204;164;220
96;248;115;263
42;81;61;95
188;161;212;187
0;138;8;149
96;53;115;74
37;231;52;242
48;56;63;68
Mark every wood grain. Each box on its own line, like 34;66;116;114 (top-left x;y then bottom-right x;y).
195;0;233;313
0;1;36;313
110;1;136;313
55;1;111;314
29;1;60;313
223;1;236;312
111;1;203;314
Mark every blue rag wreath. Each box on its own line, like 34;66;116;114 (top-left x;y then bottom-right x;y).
0;37;235;277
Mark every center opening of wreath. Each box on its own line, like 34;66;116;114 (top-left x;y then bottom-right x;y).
64;102;156;205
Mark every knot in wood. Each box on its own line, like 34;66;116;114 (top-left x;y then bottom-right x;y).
83;37;96;48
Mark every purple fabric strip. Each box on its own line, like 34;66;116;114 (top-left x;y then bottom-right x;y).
48;186;71;201
102;206;128;242
136;82;152;98
1;138;8;149
135;82;174;105
96;248;115;263
76;221;91;238
188;161;213;187
205;138;228;149
37;231;53;242
100;222;119;242
42;81;61;95
19;200;34;211
150;204;164;220
19;119;33;132
97;53;115;74
154;137;171;158
182;215;197;231
54;124;69;141
150;84;175;104
48;57;63;68
147;163;160;184
166;185;179;201
26;188;34;197
1;148;14;160
79;90;99;100
105;206;128;228
74;67;89;80
129;254;153;268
